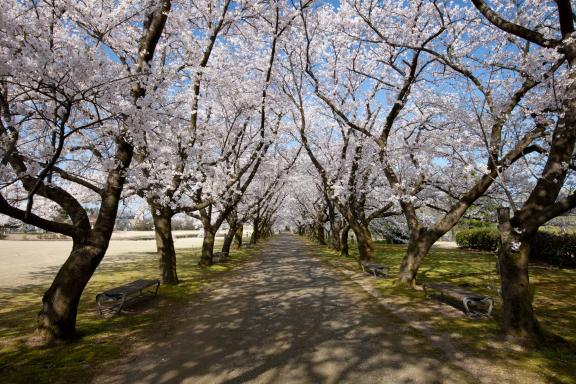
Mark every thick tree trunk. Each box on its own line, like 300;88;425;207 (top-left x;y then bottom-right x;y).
234;224;243;248
297;225;304;236
340;225;350;257
397;228;438;287
37;238;107;341
251;218;259;245
330;222;342;251
315;224;326;245
497;208;542;342
151;206;178;285
222;225;235;255
199;227;216;266
353;225;374;261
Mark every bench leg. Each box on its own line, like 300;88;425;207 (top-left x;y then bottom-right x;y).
463;298;472;315
115;294;127;315
154;281;160;296
485;298;494;317
96;294;104;316
464;297;493;317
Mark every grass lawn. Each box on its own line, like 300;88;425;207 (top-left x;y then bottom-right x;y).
0;239;257;384
313;240;576;384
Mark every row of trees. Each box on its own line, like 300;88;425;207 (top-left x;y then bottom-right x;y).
0;0;302;342
0;0;574;346
284;0;576;345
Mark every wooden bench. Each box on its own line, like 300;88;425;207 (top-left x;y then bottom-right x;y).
360;261;389;278
213;251;229;263
96;279;160;316
423;282;493;317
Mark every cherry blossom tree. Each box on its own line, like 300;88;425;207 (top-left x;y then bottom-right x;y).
128;0;240;283
0;0;171;340
472;0;576;344
297;0;565;288
175;0;314;266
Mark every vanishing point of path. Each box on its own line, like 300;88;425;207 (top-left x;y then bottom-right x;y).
94;234;473;384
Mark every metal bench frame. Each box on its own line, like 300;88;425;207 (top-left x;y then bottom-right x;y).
360;261;389;278
423;282;493;317
96;279;160;316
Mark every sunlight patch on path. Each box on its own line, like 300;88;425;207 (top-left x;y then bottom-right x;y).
93;234;474;384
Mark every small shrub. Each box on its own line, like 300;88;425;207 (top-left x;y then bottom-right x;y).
455;227;499;251
530;232;576;268
458;219;494;229
456;227;576;268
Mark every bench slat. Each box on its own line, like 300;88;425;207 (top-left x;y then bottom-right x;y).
423;282;493;317
103;279;159;296
96;279;160;316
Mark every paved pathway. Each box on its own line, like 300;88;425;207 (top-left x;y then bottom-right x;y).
94;234;473;384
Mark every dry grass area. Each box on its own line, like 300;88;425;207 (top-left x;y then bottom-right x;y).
0;237;255;384
0;231;222;287
313;240;576;384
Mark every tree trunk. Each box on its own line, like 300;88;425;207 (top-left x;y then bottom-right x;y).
340;225;350;257
330;222;342;251
199;227;216;266
37;238;107;341
353;225;374;261
497;208;542;342
251;218;259;245
151;206;178;285
297;225;304;236
222;225;235;255
397;228;438;287
316;224;326;245
234;224;243;248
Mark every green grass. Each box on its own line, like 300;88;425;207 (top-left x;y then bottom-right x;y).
312;240;576;384
0;239;257;384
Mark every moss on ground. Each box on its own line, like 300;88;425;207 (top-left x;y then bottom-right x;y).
0;239;258;384
312;240;576;384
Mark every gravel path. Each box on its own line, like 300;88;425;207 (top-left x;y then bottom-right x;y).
93;234;474;384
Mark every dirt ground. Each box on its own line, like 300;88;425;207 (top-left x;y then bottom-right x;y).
0;231;222;288
92;234;476;384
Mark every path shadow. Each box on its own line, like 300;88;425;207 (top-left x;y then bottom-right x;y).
96;234;469;384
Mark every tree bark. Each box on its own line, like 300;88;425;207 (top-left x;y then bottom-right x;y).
315;224;326;245
352;225;374;261
37;238;107;340
340;225;350;257
497;208;543;342
199;226;216;266
297;225;304;236
329;221;342;251
251;218;259;245
151;205;178;285
234;224;243;248
397;228;438;287
222;225;236;255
